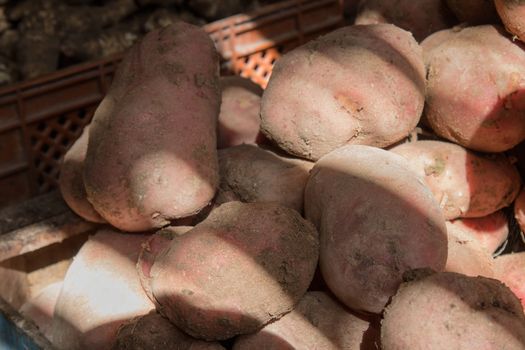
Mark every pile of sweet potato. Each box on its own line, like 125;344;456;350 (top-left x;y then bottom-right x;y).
23;1;525;348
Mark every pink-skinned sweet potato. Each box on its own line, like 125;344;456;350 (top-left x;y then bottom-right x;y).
446;0;500;24
84;22;220;232
355;0;455;42
234;291;380;350
19;282;63;341
445;221;495;278
260;24;425;161
495;0;525;42
381;271;525;349
217;76;264;149
145;201;319;340
218;144;314;213
423;25;525;152
112;312;225;350
59;126;105;223
51;229;154;350
448;211;509;254
304;145;448;314
390;140;521;220
494;252;525;310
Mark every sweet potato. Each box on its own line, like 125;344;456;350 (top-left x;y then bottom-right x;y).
84;22;220;232
495;0;525;42
355;0;455;42
514;187;525;231
218;76;263;149
145;201;319;340
390;140;521;220
445;221;494;278
381;271;525;349
19;282;62;341
59;126;105;223
51;229;154;350
218;144;314;213
448;211;509;254
234;291;380;350
260;24;425;161
304;145;448;313
423;25;525;152
494;252;525;310
113;312;225;350
446;0;500;24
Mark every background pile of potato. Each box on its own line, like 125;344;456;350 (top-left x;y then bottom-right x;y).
17;0;525;349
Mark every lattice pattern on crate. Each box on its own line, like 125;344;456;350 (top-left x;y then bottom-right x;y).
28;106;96;193
235;47;282;88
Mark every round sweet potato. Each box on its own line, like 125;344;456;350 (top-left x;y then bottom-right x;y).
381;271;525;349
446;0;500;24
234;291;380;350
19;282;62;341
260;24;425;161
448;211;509;254
84;22;220;232
494;252;525;311
305;145;448;314
423;25;525;152
51;229;154;350
355;0;455;42
146;201;319;340
218;76;263;149
390;140;521;220
59;126;105;223
218;144;314;213
495;0;525;42
113;312;225;350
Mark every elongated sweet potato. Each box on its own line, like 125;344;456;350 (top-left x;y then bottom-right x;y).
51;229;154;350
260;24;425;161
305;145;448;313
59;126;105;223
381;271;525;349
494;252;525;310
234;291;380;350
84;22;220;232
495;0;525;42
390;140;521;220
145;201;319;340
423;25;525;152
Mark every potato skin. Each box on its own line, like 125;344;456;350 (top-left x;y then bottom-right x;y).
355;0;455;42
84;22;220;232
381;272;525;350
218;144;314;213
234;291;379;350
423;25;525;152
494;252;525;311
260;24;425;161
495;0;525;42
59;126;105;223
51;230;154;350
19;282;62;341
305;145;448;314
148;201;319;340
391;140;521;220
218;76;263;149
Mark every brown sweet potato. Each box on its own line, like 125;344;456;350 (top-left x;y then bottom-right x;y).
448;211;509;254
218;76;263;149
113;312;225;350
84;22;220;232
304;145;448;313
145;201;319;340
19;282;62;341
381;271;525;349
59;126;105;223
355;0;455;42
423;25;525;152
494;252;525;310
495;0;525;42
234;291;380;350
218;144;314;213
446;0;500;24
390;140;521;220
260;24;425;161
51;229;154;350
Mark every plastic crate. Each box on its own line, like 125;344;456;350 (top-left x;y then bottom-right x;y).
0;0;343;208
